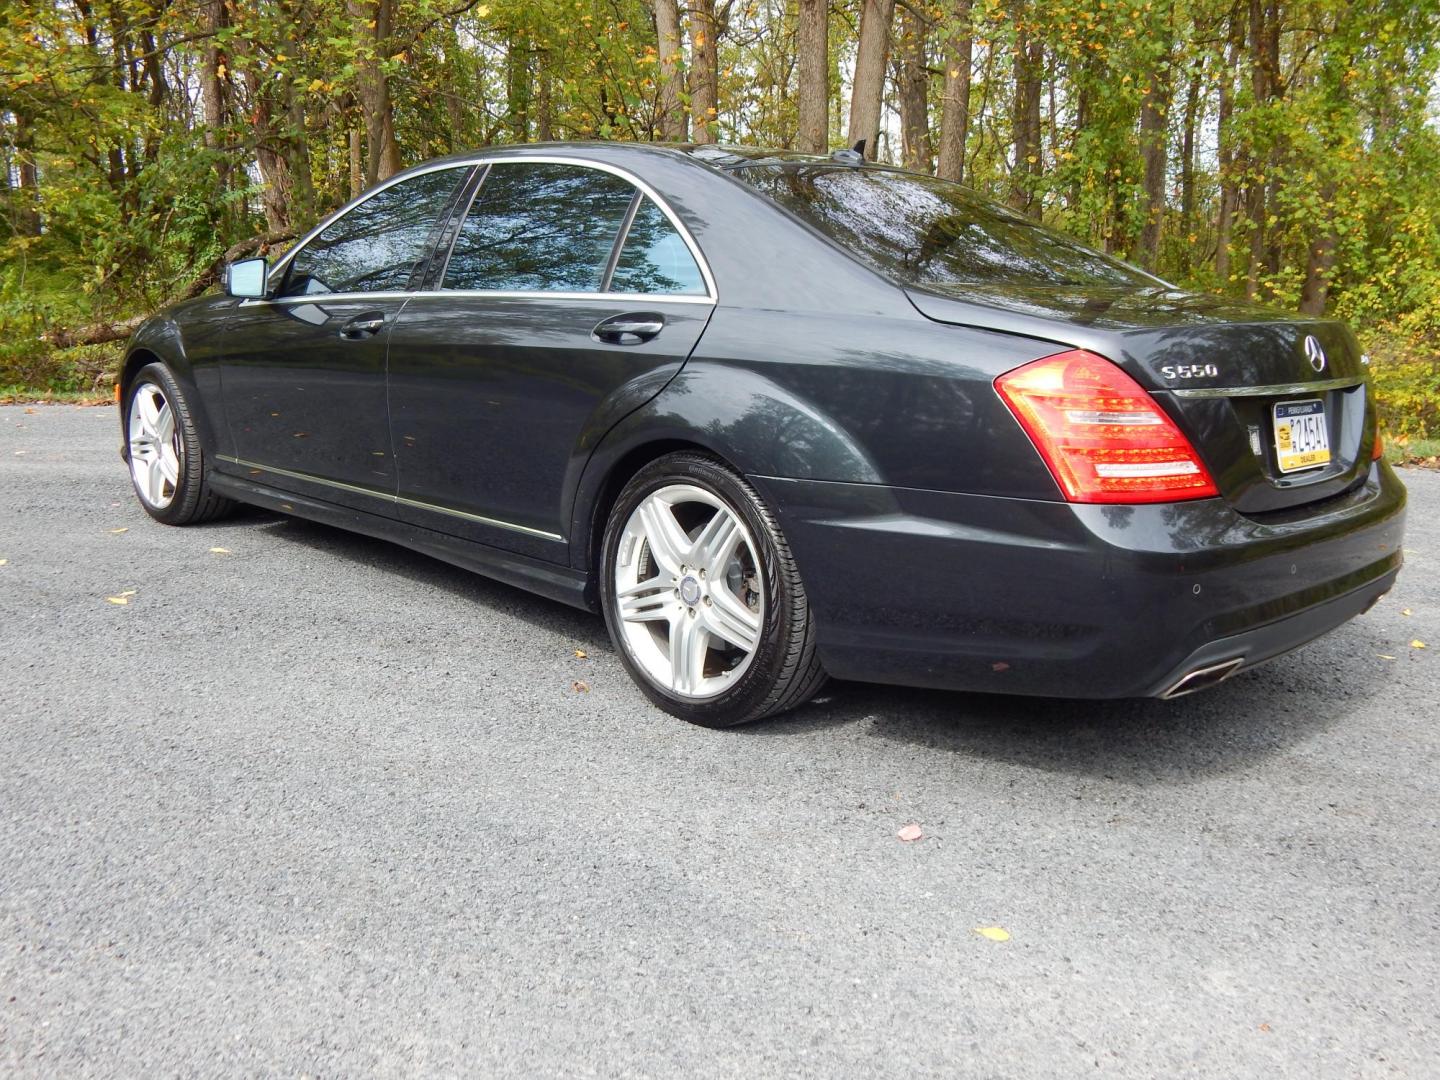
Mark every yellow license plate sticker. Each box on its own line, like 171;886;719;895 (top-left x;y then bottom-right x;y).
1273;399;1331;473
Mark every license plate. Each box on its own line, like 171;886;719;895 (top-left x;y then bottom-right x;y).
1273;399;1331;473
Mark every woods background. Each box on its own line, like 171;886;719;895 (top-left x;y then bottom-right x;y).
2;0;1438;440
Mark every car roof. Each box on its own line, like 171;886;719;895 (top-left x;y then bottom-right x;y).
409;140;851;176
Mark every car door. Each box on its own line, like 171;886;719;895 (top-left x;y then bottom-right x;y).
386;160;715;556
217;165;472;509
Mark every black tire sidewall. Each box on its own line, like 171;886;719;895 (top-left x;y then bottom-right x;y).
125;363;209;525
599;453;797;727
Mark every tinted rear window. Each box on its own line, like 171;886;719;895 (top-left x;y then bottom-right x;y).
609;196;706;295
734;165;1155;289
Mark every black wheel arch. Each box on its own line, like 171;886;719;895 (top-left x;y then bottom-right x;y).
565;360;882;580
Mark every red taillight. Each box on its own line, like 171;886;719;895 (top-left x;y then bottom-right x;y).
994;349;1219;504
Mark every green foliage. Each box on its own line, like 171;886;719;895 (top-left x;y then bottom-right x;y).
2;0;1439;438
1366;333;1440;440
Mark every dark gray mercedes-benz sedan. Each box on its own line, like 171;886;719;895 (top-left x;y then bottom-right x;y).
119;142;1406;725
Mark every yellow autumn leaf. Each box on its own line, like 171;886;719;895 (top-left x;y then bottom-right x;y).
1411;640;1427;649
1401;608;1412;616
575;649;587;659
974;926;1011;942
476;4;490;15
106;596;129;605
109;527;128;534
308;78;326;92
0;558;8;566
210;547;231;554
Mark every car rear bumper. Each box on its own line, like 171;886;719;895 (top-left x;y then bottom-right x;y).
753;461;1407;699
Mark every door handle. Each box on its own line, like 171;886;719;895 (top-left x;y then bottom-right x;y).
592;312;665;344
338;312;386;339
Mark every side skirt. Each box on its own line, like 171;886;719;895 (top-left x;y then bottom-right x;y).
208;472;597;613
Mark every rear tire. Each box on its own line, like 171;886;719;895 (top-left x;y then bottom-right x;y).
600;452;827;726
125;362;234;526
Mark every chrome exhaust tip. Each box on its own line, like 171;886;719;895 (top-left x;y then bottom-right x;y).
1161;657;1245;700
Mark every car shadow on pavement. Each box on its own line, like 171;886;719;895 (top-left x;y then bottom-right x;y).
755;647;1385;782
247;510;603;641
244;507;1386;783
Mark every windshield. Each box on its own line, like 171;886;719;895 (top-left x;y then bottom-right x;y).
734;164;1158;290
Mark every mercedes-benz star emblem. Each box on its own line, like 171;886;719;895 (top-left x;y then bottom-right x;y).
679;575;702;606
1303;335;1327;373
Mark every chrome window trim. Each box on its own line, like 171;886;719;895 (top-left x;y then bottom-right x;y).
216;454;564;542
263;161;476;296
257;153;717;305
248;290;716;307
1169;376;1364;399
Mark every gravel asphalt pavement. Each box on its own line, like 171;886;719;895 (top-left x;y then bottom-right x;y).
2;404;1437;1077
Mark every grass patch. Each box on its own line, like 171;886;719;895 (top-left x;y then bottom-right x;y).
0;387;115;406
1386;436;1440;469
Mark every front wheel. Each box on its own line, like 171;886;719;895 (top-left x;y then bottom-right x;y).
600;452;827;726
125;362;234;525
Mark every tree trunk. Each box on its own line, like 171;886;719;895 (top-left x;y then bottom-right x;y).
1008;6;1043;216
536;64;554;141
506;35;532;140
847;0;895;158
349;129;364;198
689;0;720;142
285;88;316;217
199;0;227;145
1215;29;1240;286
652;0;687;140
12;112;41;237
1135;31;1176;269
1298;182;1337;316
350;0;404;182
1178;58;1202;275
795;0;829;153
896;6;931;170
935;0;973;182
1243;0;1275;300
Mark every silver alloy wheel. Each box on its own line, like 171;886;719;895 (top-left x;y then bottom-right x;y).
127;381;181;510
613;483;765;700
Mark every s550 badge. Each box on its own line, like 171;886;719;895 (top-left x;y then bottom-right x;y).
1160;363;1220;380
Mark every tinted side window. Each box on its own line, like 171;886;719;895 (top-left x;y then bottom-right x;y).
608;197;706;295
283;168;465;296
444;163;636;292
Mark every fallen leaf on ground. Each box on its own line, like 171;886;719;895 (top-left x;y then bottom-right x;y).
1411;640;1427;649
209;547;231;554
896;823;923;842
106;596;129;605
1401;608;1412;616
24;407;35;414
574;649;587;659
1258;1023;1271;1033
0;559;8;566
572;680;590;693
974;926;1011;942
1378;654;1397;660
109;527;128;534
14;450;26;455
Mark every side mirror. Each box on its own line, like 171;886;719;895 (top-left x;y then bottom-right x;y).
226;257;270;299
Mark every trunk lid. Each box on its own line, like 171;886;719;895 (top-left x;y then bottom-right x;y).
908;284;1377;514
